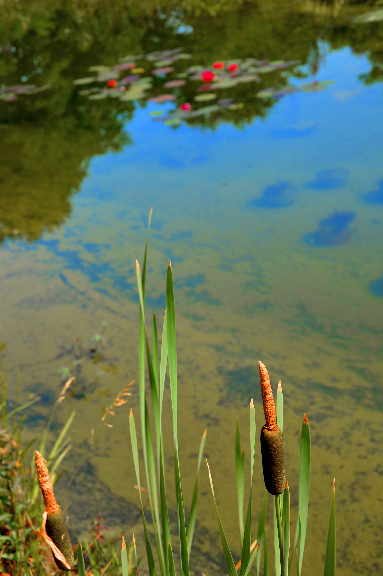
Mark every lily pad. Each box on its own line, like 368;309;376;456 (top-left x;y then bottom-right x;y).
215;79;238;89
153;67;174;75
164;118;182;126
236;74;260;83
132;67;145;74
177;53;192;59
88;65;109;72
197;104;220;114
164;79;186;88
113;62;135;70
256;89;274;98
97;70;120;82
256;66;278;73
149;94;177;103
194;93;217;102
73;77;97;85
155;59;176;66
150;110;164;116
88;92;108;100
301;80;334;92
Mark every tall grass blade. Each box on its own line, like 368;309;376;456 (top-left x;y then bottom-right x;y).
249;399;256;482
174;450;190;576
207;460;237;576
282;485;290;576
298;414;310;575
243;542;261;576
276;383;283;435
168;541;176;576
152;312;159;384
274;497;281;576
159;310;168;424
77;543;86;576
5;396;40;421
264;527;268;576
324;480;336;576
187;429;207;559
236;417;245;540
129;409;157;576
159;446;170;572
240;488;252;576
46;410;75;465
121;537;130;576
166;261;178;451
256;492;267;576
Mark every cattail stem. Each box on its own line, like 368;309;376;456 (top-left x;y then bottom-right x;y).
275;495;284;576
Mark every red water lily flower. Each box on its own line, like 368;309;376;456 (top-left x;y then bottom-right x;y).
107;79;117;88
227;63;238;72
179;103;191;111
213;61;224;69
201;71;215;83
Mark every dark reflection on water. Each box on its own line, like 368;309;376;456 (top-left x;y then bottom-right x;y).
302;210;356;247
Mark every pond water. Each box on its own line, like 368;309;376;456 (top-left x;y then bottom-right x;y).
1;1;383;574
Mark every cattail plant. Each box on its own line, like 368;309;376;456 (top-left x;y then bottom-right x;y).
258;361;286;496
35;450;75;571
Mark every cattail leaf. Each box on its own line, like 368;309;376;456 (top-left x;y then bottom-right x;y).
166;261;178;451
77;543;86;576
324;481;336;576
264;527;268;576
159;310;168;422
168;541;176;576
283;485;290;576
121;537;129;576
174;450;190;576
159;445;170;572
250;400;256;482
236;418;245;540
46;411;75;466
152;312;159;384
240;487;252;576
256;492;267;576
207;461;237;576
187;429;207;558
276;384;283;435
243;539;261;576
274;497;282;576
298;415;311;575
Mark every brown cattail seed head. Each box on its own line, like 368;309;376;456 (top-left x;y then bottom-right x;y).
258;362;277;430
35;451;59;515
258;362;286;495
35;451;74;570
45;510;75;570
260;425;286;495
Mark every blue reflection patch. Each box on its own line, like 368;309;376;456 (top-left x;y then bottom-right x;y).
305;168;348;190
362;179;383;204
369;276;383;298
302;210;356;247
175;273;205;289
247;181;292;209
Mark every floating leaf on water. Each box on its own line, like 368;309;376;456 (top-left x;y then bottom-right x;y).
132;67;145;74
118;55;143;62
78;88;99;96
88;92;108;100
187;65;205;72
155;59;176;66
177;53;192;59
164;118;181;126
177;73;188;78
215;79;238;89
273;86;300;98
122;75;140;83
88;65;109;72
149;94;177;103
152;67;174;75
228;103;244;110
73;77;97;85
351;8;383;23
256;89;274;98
194;93;217;102
1;93;17;101
197;104;220;114
270;60;284;66
150;110;164;116
256;66;278;73
301;80;335;92
120;92;144;101
164;79;186;88
236;73;260;83
137;77;152;83
218;98;234;106
113;62;135;70
97;70;120;82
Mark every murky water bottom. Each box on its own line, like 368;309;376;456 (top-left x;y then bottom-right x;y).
1;46;383;575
